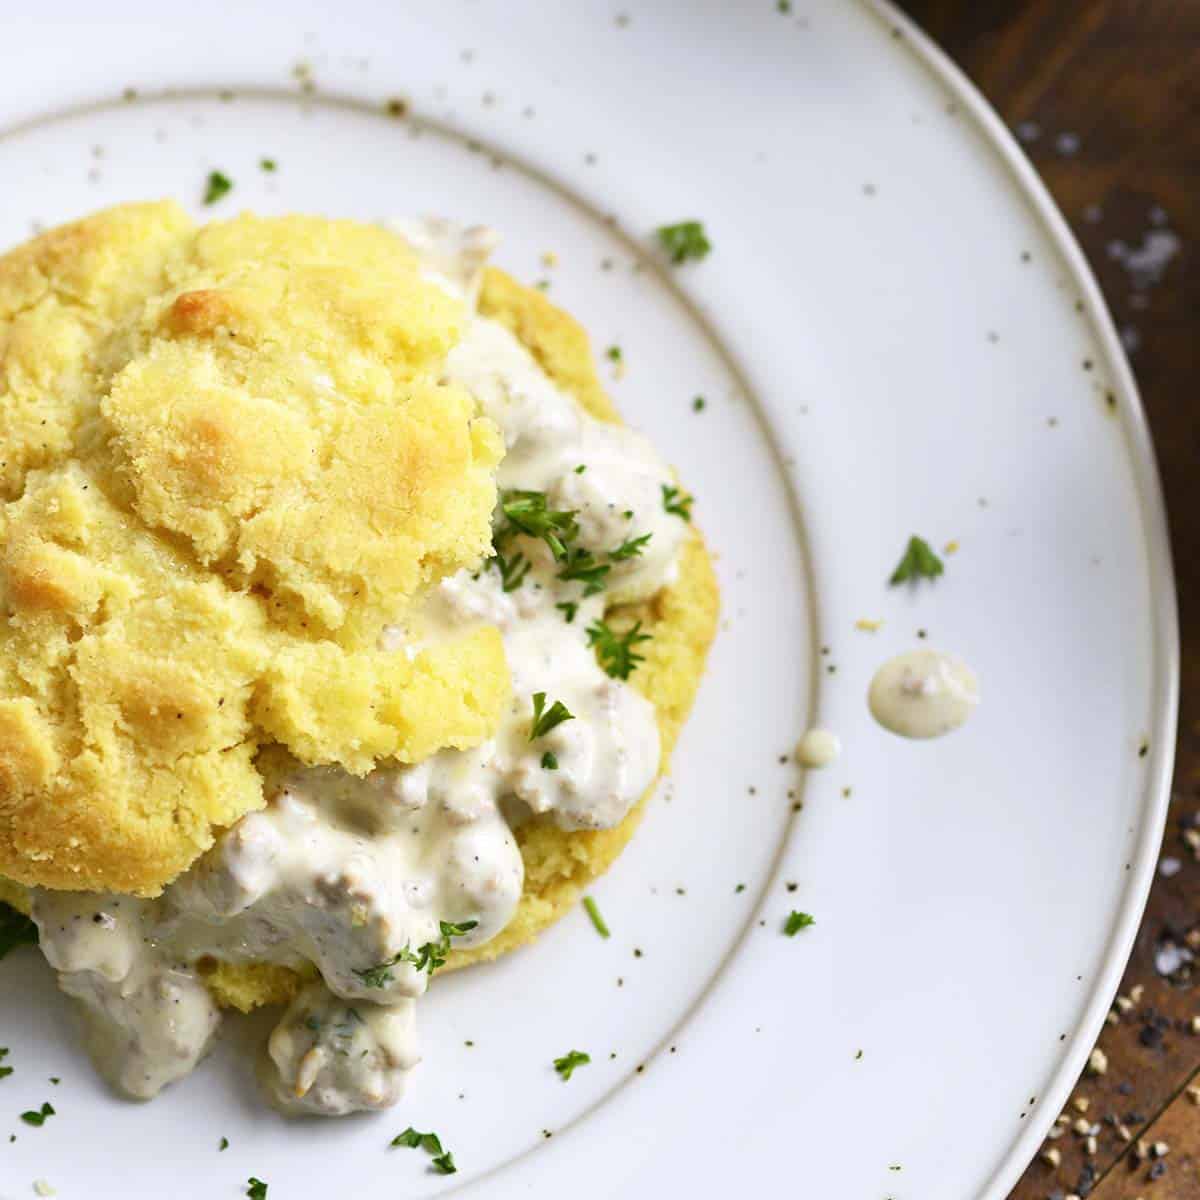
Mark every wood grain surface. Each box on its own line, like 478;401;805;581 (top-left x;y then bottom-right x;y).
896;3;1199;1196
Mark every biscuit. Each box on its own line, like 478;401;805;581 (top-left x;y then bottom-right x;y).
202;267;719;1007
0;205;506;895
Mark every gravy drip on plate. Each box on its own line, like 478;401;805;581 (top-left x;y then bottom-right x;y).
30;220;685;1114
867;649;979;739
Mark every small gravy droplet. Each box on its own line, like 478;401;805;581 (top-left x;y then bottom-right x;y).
868;649;979;739
796;729;841;768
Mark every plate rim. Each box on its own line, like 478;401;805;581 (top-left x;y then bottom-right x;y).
0;4;1180;1194
869;1;1181;1194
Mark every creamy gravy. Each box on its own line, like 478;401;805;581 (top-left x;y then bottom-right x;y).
796;729;841;769
30;219;685;1115
868;649;979;739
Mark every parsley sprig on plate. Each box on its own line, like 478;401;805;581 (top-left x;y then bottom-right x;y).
656;220;711;264
203;170;233;206
888;535;944;585
553;1049;591;1081
783;911;815;936
392;1127;457;1174
20;1102;54;1127
582;897;610;939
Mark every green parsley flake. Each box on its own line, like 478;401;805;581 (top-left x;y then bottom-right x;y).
0;902;37;960
392;1127;444;1153
541;751;559;770
888;535;944;585
783;911;815;936
609;533;651;561
692;395;706;412
529;692;575;740
556;601;579;623
354;919;479;987
0;1048;10;1081
587;619;651;680
500;490;579;562
203;170;233;205
656;220;711;264
219;1137;229;1151
489;548;531;592
582;896;610;939
246;1178;268;1200
661;484;693;521
392;1128;457;1174
558;546;610;595
20;1102;54;1127
606;345;622;362
259;158;277;172
553;1049;591;1080
574;464;587;474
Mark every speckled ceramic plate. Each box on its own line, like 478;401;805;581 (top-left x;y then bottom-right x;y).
0;2;1178;1198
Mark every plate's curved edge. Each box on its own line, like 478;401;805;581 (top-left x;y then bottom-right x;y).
865;2;1181;1194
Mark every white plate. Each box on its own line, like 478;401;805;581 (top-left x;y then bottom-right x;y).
0;3;1177;1197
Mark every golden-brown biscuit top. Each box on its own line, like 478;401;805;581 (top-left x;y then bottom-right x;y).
0;202;508;895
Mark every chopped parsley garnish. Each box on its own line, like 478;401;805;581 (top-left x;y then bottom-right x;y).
553;1050;591;1081
783;911;815;936
734;883;746;894
692;395;706;412
582;896;610;939
605;345;622;363
489;548;531;592
500;490;579;562
353;955;403;989
888;535;944;585
354;919;479;987
574;464;587;474
0;1048;10;1081
246;1178;268;1200
541;751;558;770
556;601;579;623
661;484;693;521
392;1127;444;1153
203;170;233;205
609;533;651;561
392;1128;457;1174
587;619;651;680
259;157;277;172
558;546;610;595
656;220;711;264
529;692;575;740
219;1137;229;1151
20;1102;54;1127
0;902;37;960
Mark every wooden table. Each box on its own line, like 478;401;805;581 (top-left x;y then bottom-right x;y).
897;3;1198;1196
